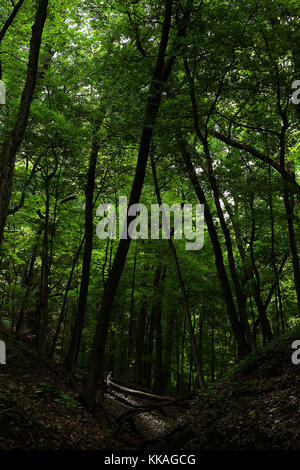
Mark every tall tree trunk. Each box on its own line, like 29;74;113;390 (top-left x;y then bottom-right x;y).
16;242;38;333
144;309;155;388
0;0;49;246
211;305;215;383
221;189;274;344
184;58;255;352
249;197;273;342
36;187;50;351
164;308;175;394
134;300;147;385
143;264;164;390
64;126;101;375
0;0;25;79
282;187;300;312
268;165;284;334
178;138;250;357
0;0;25;43
180;317;186;394
50;236;85;359
278;98;300;314
153;265;166;394
128;248;137;372
198;308;205;384
203;140;253;346
80;0;189;411
196;155;256;349
175;313;181;395
151;152;206;389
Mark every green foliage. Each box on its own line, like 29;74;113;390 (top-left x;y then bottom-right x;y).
0;0;300;396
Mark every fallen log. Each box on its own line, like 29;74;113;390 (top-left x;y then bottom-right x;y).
116;396;193;425
106;372;175;402
105;389;137;408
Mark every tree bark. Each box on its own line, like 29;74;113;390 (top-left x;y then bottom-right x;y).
80;0;179;411
0;0;49;246
50;236;85;359
248;197;273;342
134;300;147;385
164;308;175;394
178;138;250;357
153;265;166;394
151;152;206;389
0;0;25;44
64;125;101;375
128;247;137;372
0;0;25;79
278;116;300;315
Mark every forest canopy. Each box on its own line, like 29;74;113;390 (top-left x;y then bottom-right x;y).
0;0;299;416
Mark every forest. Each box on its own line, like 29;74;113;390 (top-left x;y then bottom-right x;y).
0;0;299;455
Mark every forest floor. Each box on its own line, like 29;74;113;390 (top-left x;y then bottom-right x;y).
0;325;299;450
153;327;300;451
0;325;183;450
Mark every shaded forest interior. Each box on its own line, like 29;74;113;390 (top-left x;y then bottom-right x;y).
0;0;300;451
